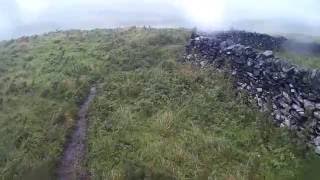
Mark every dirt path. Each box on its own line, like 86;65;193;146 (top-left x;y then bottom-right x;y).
57;86;96;180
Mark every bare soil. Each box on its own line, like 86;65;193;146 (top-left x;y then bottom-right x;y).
57;86;96;180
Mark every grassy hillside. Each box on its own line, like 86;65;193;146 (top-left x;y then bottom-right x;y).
88;65;303;179
0;28;319;179
0;29;109;179
0;28;190;179
277;34;320;69
278;51;320;69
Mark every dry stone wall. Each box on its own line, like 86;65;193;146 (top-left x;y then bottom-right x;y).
185;31;320;153
210;30;287;50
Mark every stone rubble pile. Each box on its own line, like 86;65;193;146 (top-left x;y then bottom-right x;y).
185;31;320;153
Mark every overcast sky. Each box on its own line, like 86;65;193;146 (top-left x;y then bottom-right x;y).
0;0;319;40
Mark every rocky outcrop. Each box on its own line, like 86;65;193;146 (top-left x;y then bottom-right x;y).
185;31;320;153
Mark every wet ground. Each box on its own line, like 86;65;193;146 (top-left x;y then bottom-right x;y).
57;86;96;180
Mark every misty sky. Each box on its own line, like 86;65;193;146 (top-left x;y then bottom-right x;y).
0;0;319;40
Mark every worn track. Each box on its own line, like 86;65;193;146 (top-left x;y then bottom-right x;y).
57;86;96;180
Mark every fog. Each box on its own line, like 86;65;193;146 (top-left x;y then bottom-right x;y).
0;0;319;40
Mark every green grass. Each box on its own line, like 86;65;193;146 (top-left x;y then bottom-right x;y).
277;51;320;69
0;27;319;179
0;27;190;179
272;33;320;69
276;33;320;43
88;65;303;180
86;29;318;179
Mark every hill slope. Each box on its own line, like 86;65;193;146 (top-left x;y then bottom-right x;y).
0;28;319;179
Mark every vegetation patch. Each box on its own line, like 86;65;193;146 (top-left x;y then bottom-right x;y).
278;51;320;69
87;29;318;179
0;27;319;179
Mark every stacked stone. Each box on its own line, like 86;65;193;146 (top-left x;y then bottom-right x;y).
211;30;287;51
185;31;320;154
204;30;320;55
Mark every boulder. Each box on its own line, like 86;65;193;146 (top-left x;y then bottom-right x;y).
303;99;315;111
315;146;320;155
262;50;274;58
314;111;320;120
314;136;320;146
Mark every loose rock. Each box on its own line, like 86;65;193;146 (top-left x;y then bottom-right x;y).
262;50;274;58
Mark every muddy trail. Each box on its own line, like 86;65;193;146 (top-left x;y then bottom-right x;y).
57;86;96;180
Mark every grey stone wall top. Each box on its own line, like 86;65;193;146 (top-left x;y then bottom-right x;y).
185;31;320;154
